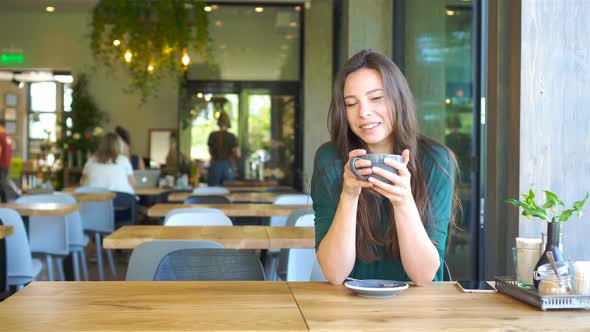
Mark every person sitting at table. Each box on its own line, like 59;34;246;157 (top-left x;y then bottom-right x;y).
311;50;459;286
115;125;145;170
81;132;135;194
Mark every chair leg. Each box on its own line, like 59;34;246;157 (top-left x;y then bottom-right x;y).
45;255;54;281
56;258;65;281
95;233;104;281
106;249;117;277
79;249;89;281
72;252;81;281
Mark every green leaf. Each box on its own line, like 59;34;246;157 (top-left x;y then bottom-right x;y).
544;190;564;207
573;193;589;210
559;209;573;222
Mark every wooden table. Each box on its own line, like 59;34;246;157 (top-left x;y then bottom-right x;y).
289;282;590;331
226;186;295;193
1;282;588;331
0;203;80;216
168;192;285;203
0;225;13;239
133;187;171;196
223;180;278;186
0;281;308;332
70;192;116;202
148;203;310;218
103;225;315;250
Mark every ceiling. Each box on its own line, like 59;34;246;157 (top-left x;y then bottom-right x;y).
0;0;308;13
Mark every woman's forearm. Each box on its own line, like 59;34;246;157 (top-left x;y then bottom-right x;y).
317;193;359;284
394;199;440;285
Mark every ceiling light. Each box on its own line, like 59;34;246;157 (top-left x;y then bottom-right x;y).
446;10;455;16
113;39;121;46
294;6;301;11
124;50;132;63
204;6;212;12
46;6;55;13
255;7;264;13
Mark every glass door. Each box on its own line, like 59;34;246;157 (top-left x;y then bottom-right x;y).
180;81;302;190
394;0;480;280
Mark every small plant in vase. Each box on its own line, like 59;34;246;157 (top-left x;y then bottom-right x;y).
506;189;588;287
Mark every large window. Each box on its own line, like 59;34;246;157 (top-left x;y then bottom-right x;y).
28;81;68;161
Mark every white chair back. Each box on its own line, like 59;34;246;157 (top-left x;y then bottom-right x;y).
164;212;233;226
193;186;230;195
286;214;322;281
164;208;225;222
271;194;313;227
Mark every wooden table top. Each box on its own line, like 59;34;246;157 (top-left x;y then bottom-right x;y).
1;282;587;331
289;282;590;331
148;203;310;218
0;281;308;332
0;203;80;216
103;225;270;249
223;180;278;186
70;192;116;202
0;225;13;239
133;187;171;196
168;192;285;203
226;186;296;193
103;225;315;250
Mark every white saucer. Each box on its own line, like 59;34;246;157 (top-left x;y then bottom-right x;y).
344;279;409;298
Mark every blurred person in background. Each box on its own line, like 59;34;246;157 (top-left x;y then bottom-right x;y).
207;111;241;186
115;125;145;170
81;132;135;194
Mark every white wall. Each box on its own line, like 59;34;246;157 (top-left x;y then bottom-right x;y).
519;1;590;260
0;11;178;158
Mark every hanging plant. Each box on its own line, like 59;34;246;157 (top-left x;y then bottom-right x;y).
90;0;210;100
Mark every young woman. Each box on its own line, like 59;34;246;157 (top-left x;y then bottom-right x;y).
81;132;135;194
311;50;458;286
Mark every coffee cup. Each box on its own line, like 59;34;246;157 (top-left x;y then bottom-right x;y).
348;153;403;184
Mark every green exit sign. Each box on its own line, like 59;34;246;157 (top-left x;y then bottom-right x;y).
1;53;25;65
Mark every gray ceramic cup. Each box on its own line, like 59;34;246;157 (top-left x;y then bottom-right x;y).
349;153;403;184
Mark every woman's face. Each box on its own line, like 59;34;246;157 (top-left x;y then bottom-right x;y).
343;68;393;153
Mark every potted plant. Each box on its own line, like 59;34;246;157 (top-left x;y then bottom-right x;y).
506;189;588;287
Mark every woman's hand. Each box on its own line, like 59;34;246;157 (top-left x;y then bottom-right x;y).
342;149;374;198
368;149;413;205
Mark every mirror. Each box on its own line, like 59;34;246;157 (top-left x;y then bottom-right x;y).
148;128;176;167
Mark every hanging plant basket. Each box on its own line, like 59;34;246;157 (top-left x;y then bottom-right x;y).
90;0;210;100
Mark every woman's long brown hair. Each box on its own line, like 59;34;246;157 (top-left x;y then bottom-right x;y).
328;50;459;263
95;132;120;164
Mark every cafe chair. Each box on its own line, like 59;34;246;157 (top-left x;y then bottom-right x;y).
265;195;313;280
164;207;225;222
309;259;327;282
270;194;313;227
154;248;266;281
15;193;89;281
192;186;230;195
126;240;224;281
74;186;117;281
164;212;233;226
284;214;322;281
183;195;230;204
276;208;315;280
113;191;138;228
0;208;43;290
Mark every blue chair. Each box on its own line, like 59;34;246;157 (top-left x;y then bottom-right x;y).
193;187;230;195
155;249;266;281
74;186;117;280
113;191;138;228
15;193;89;281
285;214;324;281
276;208;315;280
126;240;224;281
183;195;230;204
0;208;43;290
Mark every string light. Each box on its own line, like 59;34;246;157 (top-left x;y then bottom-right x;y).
124;50;132;63
147;64;154;73
181;49;190;66
113;40;121;46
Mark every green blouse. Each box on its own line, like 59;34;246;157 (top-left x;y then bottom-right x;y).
310;142;455;281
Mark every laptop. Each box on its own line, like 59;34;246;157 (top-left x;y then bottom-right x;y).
134;170;161;188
